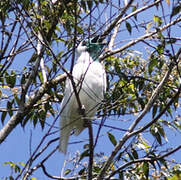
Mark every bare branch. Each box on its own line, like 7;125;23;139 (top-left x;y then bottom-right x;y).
100;16;181;61
99;0;135;41
41;163;79;180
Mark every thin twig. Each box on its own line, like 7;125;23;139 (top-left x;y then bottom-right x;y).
97;48;181;179
100;16;181;61
99;0;135;42
41;163;80;180
0;74;66;144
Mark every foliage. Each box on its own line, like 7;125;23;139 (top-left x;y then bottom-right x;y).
0;0;181;179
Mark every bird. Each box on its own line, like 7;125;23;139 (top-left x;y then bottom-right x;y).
59;36;107;154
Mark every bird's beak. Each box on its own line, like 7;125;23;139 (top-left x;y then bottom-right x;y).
91;35;101;43
91;35;108;45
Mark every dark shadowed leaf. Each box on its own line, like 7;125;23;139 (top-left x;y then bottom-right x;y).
148;56;157;74
7;100;13;117
131;148;138;159
143;162;149;178
79;168;86;175
87;1;93;10
1;111;7;124
107;132;117;146
171;5;181;17
81;0;87;11
152;105;158;118
125;21;132;34
79;149;89;162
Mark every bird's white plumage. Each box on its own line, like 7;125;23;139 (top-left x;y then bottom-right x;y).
59;41;106;153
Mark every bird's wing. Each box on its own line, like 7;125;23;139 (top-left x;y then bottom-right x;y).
59;62;87;153
59;78;74;153
59;60;106;153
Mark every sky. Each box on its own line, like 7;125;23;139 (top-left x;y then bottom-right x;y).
0;0;181;179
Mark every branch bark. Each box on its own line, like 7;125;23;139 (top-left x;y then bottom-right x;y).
107;144;181;179
0;74;66;144
100;16;181;61
97;48;181;179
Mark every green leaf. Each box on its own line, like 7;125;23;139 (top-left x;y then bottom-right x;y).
148;56;157;74
155;133;162;145
107;132;117;146
119;171;124;180
7;100;13;116
127;152;134;160
9;176;14;180
81;0;87;12
131;148;138;159
157;123;168;142
3;161;21;173
18;162;25;166
87;1;93;10
156;44;164;55
93;166;101;173
22;112;33;127
150;124;162;145
38;109;46;129
38;71;44;84
14;94;20;106
14;164;21;173
64;169;71;176
79;149;89;162
79;168;86;175
31;113;38;127
11;71;16;87
45;102;55;117
1;111;7;124
152;105;158;118
22;0;30;9
153;15;162;26
31;177;37;180
21;73;26;85
132;6;137;20
168;174;181;180
6;71;16;88
143;162;149;178
167;38;177;44
125;21;132;34
5;72;11;85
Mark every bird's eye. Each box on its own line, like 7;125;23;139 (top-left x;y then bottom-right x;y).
82;40;87;46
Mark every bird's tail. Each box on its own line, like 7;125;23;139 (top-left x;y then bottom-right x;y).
59;118;71;154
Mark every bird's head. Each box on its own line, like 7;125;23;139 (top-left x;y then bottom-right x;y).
77;35;106;60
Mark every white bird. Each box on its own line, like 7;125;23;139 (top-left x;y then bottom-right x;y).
59;37;107;153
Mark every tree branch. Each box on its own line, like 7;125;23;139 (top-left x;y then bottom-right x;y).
100;16;181;61
0;74;66;144
97;48;181;179
99;0;135;42
107;144;181;179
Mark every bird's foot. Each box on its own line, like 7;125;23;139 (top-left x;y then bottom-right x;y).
83;117;90;128
79;105;85;116
78;105;90;127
